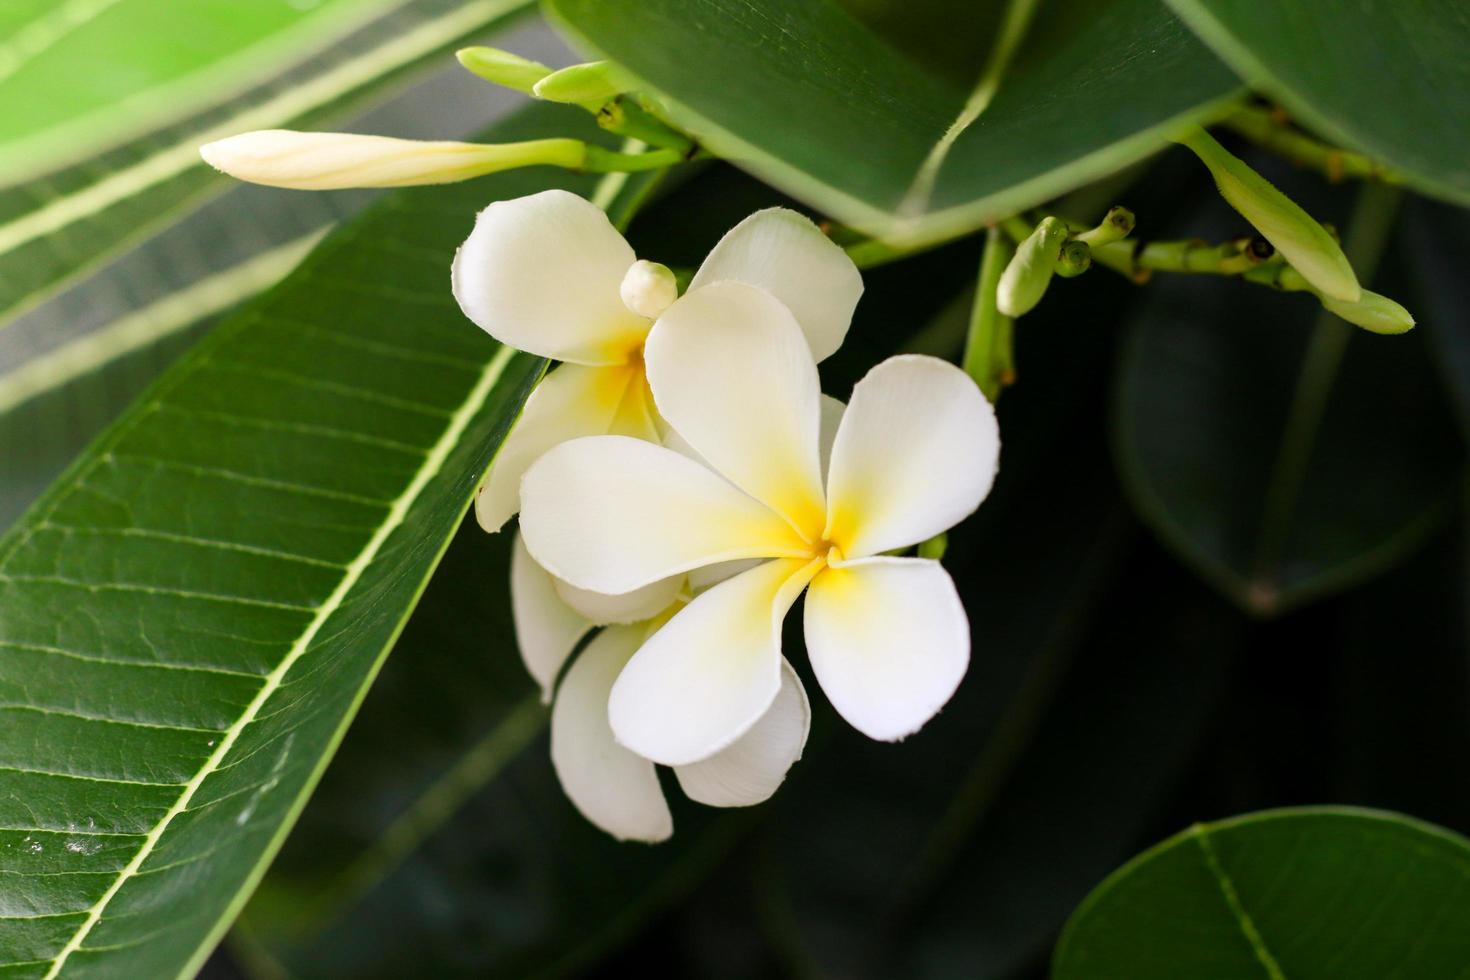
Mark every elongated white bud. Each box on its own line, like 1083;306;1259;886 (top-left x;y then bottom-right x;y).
1177;127;1360;302
997;216;1067;317
199;130;585;190
620;260;678;319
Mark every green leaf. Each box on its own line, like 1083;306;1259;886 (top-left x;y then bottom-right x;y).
1114;186;1462;615
1054;807;1470;979
0;0;407;185
0;104;606;978
1166;0;1470;207
0;0;533;330
545;0;1241;246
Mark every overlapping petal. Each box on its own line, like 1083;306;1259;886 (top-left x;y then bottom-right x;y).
689;208;863;362
476;363;653;533
646;281;827;538
609;557;824;766
452;189;649;365
803;557;969;742
824;355;998;558
520;436;812;595
509;533;591;702
552;573;684;626
551;625;673;843
674;658;810;806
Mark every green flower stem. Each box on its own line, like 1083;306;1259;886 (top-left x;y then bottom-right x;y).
962;226;1016;402
595;98;694;154
1223;104;1399;185
581;143;686;173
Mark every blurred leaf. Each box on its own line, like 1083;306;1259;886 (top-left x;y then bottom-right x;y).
1054;807;1470;979
0;0;403;185
1166;0;1470;207
1402;199;1470;444
0;0;532;330
1114;187;1462;615
0;105;605;978
545;0;1241;247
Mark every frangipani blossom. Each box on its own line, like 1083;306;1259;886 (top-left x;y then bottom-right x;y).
510;535;810;842
519;282;999;766
452;189;863;533
508;398;845;841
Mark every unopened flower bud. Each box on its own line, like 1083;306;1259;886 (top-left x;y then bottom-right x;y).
533;61;633;105
1321;289;1415;335
997;217;1067;317
1054;239;1092;278
199;130;585;189
1177;127;1360;302
455;47;553;94
1075;206;1135;247
620;260;678;318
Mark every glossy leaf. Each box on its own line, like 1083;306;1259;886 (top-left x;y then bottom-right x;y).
0;0;402;185
0;105;609;978
1167;0;1470;206
545;0;1241;246
1054;807;1470;979
0;0;533;330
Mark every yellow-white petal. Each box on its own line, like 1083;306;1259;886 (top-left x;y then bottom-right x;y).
551;625;672;842
689;208;863;362
452;189;649;365
674;658;810;806
520;436;812;595
823;355;998;558
818;393;845;481
645;281;827;539
510;533;590;702
475;363;652;533
552;573;684;626
803;557;969;742
608;557;822;766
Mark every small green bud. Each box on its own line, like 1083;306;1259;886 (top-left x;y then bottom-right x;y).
1321;289;1415;335
532;61;633;105
1075;206;1135;247
917;532;948;561
1176;126;1360;303
997;216;1067;317
1054;239;1092;278
456;47;552;94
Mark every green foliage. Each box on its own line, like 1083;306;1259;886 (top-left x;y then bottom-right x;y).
1054;808;1470;979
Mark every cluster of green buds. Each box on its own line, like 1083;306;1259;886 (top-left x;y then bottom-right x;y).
199;50;695;191
986;126;1412;336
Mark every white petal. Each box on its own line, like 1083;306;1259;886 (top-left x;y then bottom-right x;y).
520;436;812;595
689;208;863;362
803;557;969;742
552;573;684;625
686;558;763;593
551;626;672;842
674;658;810;806
475;363;653;533
608;557;823;766
645;281;827;539
818;393;845;481
452;189;650;365
824;355;998;559
510;533;590;702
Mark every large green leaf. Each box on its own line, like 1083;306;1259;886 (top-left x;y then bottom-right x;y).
0;0;533;330
1054;807;1470;979
545;0;1241;247
1113;184;1462;615
0;105;606;978
0;0;406;186
1166;0;1470;207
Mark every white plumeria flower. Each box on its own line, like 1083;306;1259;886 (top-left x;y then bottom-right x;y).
508;399;845;842
510;535;810;842
451;188;862;533
518;281;999;766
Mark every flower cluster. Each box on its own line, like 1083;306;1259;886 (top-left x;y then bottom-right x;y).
454;190;999;841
